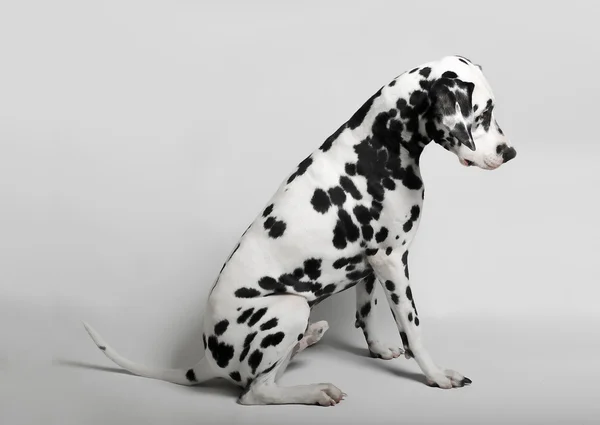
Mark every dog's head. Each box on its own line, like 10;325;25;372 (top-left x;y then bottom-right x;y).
425;56;516;170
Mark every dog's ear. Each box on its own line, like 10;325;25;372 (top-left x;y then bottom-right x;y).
428;77;476;151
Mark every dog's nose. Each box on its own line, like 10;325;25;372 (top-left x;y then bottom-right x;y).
496;144;517;163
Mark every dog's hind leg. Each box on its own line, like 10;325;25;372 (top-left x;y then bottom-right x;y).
236;295;345;406
354;275;403;360
83;322;217;386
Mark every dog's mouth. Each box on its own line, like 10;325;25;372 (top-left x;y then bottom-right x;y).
459;158;474;167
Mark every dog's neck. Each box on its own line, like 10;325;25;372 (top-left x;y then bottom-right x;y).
328;86;434;181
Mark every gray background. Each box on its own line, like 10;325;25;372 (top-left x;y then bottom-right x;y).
1;1;599;424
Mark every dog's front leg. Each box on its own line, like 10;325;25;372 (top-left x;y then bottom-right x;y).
355;275;403;360
369;249;472;389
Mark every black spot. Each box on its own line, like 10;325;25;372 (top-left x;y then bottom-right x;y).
375;227;389;243
207;336;235;368
385;280;396;291
345;163;357;175
340;176;362;200
260;318;278;331
202;334;207;349
365;274;376;293
248;349;263;374
389;80;396;87
415;317;420;326
348;88;382;130
262;204;274;217
366;248;378;256
214;320;229;336
235;287;261;298
248;308;268;327
402;251;408;266
353;205;372;225
303;258;322;280
98;345;106;351
258;277;285;292
261;332;285;348
402;165;422;190
293;268;304;279
391;293;400;304
186;368;196;382
442;71;458;79
320;124;346;152
311;189;331;214
362;224;373;240
403;205;421;232
328;186;347;206
419;67;432;78
406;286;413;301
400;331;409;349
386;247;393;256
268;220;286;238
261;362;278;375
408;312;413;322
239;332;257;362
238;308;254;324
287;155;313;184
229;371;241;382
333;209;360;249
236;307;242;311
409;67;419;73
297;333;304;341
360;302;371;317
409;90;430;115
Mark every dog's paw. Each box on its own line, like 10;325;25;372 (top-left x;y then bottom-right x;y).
368;341;404;360
426;369;472;389
313;383;346;406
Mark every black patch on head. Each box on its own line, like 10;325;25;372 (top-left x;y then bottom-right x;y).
339;176;362;200
248;308;268;327
214;320;229;336
235;287;261;298
261;332;285;348
248;349;263;374
186;368;196;382
237;308;254;324
375;227;389;243
260;318;278;331
207;336;235;368
328;186;347;206
348;88;382;130
311;189;331;214
287;155;313;184
262;204;274;217
391;293;400;304
442;71;458;79
229;371;241;382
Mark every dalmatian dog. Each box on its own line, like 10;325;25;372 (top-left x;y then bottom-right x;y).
84;55;516;406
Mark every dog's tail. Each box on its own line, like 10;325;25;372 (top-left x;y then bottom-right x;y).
82;321;215;386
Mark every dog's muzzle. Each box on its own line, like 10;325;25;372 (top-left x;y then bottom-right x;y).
496;144;517;163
